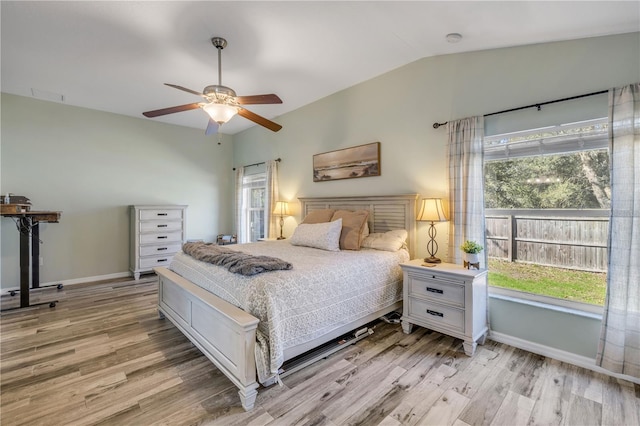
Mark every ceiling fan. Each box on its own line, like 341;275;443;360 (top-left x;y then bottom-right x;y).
143;37;282;134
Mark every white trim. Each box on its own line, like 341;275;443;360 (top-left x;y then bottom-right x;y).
2;271;132;293
489;330;639;385
489;286;604;316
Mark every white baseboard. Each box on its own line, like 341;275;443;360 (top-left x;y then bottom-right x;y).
2;271;132;293
489;330;639;385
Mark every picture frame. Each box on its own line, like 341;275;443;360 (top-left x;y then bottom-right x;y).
313;142;381;182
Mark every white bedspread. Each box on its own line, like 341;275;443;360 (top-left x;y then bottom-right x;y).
168;240;408;384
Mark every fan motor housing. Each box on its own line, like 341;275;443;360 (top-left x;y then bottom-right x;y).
203;85;237;100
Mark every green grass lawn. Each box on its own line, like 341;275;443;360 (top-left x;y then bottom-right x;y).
488;259;607;305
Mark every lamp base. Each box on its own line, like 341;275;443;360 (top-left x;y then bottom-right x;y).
277;236;286;240
423;256;442;264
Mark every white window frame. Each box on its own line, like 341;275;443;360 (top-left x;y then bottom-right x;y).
240;173;266;243
484;117;610;312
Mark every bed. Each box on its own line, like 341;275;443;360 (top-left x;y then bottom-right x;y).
154;194;419;410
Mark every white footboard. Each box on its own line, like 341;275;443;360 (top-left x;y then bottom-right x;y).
154;267;260;410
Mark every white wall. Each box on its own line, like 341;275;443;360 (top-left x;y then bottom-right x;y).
1;94;234;288
232;33;640;358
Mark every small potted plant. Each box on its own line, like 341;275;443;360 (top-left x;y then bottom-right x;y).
460;240;483;265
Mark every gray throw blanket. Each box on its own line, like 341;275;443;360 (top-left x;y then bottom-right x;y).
182;242;293;276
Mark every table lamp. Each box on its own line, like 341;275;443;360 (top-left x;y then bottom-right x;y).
417;198;448;263
272;201;290;240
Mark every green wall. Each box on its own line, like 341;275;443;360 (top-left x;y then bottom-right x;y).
232;32;640;359
1;94;234;287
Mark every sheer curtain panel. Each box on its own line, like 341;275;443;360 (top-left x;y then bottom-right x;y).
447;116;487;267
234;167;246;243
265;160;280;239
596;83;640;379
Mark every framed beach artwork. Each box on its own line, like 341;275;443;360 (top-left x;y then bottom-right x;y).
313;142;381;182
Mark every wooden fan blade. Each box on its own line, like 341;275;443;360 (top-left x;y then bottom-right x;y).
237;108;282;132
235;94;282;105
205;119;219;135
143;103;201;118
165;83;205;98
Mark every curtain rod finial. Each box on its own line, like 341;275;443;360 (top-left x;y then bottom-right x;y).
433;122;447;129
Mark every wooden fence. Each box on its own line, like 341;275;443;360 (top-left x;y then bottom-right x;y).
485;209;609;272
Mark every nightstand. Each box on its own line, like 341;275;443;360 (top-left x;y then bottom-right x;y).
400;259;488;356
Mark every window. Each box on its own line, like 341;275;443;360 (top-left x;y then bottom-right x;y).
239;173;266;242
484;115;610;306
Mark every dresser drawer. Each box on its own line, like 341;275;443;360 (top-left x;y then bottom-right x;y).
140;254;174;269
140;231;183;245
408;275;465;308
408;297;464;332
140;243;182;257
140;209;183;221
139;221;183;232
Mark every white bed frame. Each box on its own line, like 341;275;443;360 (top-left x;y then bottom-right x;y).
154;194;419;410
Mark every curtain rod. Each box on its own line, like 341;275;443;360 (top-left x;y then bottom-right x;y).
233;157;281;171
432;89;608;129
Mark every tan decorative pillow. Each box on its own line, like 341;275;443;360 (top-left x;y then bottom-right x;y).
331;209;370;250
301;209;336;224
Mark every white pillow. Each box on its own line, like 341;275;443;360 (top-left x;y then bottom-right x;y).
361;229;408;252
290;218;342;251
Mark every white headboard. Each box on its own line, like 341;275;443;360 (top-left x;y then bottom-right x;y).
298;194;420;259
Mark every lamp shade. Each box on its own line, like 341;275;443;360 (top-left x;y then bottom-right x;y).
273;201;290;216
202;103;238;124
417;198;448;222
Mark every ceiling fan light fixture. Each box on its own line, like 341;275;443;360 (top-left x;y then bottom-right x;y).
203;102;238;124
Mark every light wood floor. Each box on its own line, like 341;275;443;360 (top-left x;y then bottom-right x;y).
1;277;638;426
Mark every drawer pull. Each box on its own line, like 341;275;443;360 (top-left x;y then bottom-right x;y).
157;247;168;251
157;236;168;239
157;224;168;228
157;259;168;263
426;287;443;294
157;213;168;216
427;309;444;317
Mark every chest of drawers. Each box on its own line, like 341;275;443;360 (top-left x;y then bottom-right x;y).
400;260;488;356
130;205;187;280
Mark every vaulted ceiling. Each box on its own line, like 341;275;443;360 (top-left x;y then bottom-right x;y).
2;1;638;135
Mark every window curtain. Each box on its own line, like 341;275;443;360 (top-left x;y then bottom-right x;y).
265;160;280;239
596;83;640;379
447;116;487;267
234;166;246;243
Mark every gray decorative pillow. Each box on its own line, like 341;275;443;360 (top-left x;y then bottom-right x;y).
361;229;408;252
290;218;342;251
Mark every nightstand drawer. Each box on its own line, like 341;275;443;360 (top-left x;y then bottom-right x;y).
408;275;465;307
408;298;464;332
140;221;183;232
140;243;182;257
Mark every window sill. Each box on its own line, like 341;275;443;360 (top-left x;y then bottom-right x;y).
488;286;603;319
